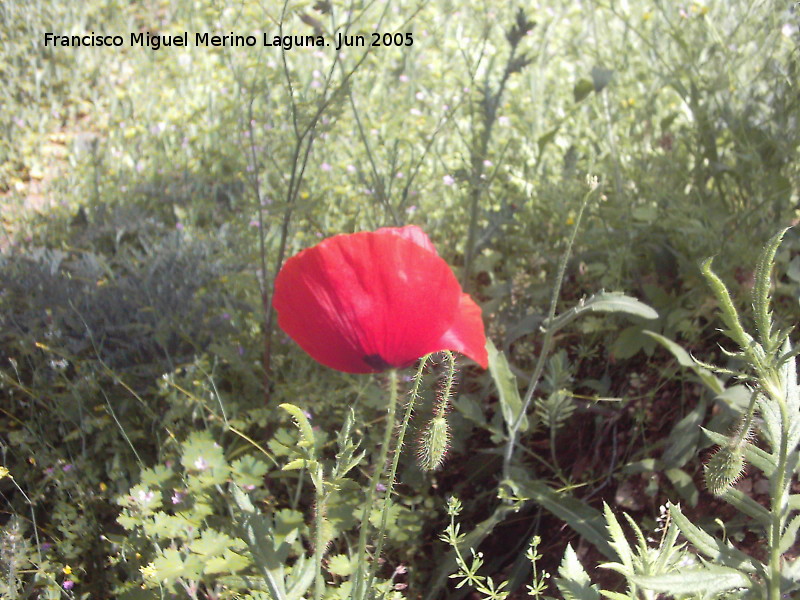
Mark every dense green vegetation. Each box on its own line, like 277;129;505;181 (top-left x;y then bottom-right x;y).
1;0;799;598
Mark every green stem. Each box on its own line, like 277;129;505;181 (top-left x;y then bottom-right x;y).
768;384;789;600
502;185;595;481
366;357;429;595
313;465;325;600
353;369;400;600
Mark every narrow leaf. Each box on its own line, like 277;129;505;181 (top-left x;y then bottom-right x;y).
644;330;724;395
780;514;800;554
488;339;528;433
279;403;316;451
518;480;615;559
753;228;789;348
602;503;633;570
631;566;751;595
574;79;594;102
668;503;758;573
577;292;658;320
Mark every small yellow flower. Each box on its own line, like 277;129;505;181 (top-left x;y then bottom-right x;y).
300;191;310;200
63;565;72;575
99;482;108;492
566;216;575;226
643;12;652;21
0;467;9;479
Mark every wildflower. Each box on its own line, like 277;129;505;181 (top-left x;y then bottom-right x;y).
442;175;455;186
63;566;72;575
137;489;156;503
321;162;332;172
194;457;209;471
273;226;488;373
0;467;9;479
63;580;74;590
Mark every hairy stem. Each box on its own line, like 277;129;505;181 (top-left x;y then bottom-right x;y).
313;465;325;600
768;380;789;600
503;184;595;481
366;356;430;594
353;369;399;600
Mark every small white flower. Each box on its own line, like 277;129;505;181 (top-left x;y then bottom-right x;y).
137;489;155;503
194;457;209;471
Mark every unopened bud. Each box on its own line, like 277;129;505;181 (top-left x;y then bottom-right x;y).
418;416;450;471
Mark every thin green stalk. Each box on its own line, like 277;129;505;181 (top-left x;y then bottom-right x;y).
353;369;400;600
366;356;430;596
767;380;789;600
314;465;325;600
502;183;596;481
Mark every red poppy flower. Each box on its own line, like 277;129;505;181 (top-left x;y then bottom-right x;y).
273;225;488;373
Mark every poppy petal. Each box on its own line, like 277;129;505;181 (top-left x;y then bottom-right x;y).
433;293;489;368
273;230;462;373
378;225;438;255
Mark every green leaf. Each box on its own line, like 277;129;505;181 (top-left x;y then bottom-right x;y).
574;292;658;320
700;257;751;351
574;78;594;103
611;326;648;360
719;487;771;526
328;554;354;577
180;431;229;487
280;404;316;451
204;549;251;575
282;458;318;471
286;552;316;600
664;468;699;506
556;544;601;600
780;514;800;554
517;480;615;560
231;485;289;600
602;503;633;570
661;398;708;469
631;565;751;595
190;529;244;558
753;227;789;349
487;339;528;433
644;330;724;395
591;65;614;92
231;455;270;488
667;503;758;573
537;126;560;152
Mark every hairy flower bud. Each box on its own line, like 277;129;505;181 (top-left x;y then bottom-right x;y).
418;416;450;471
704;444;746;496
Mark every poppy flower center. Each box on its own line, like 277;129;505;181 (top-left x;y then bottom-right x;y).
363;353;392;371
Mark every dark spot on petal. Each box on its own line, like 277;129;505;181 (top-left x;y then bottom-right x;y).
363;354;392;371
